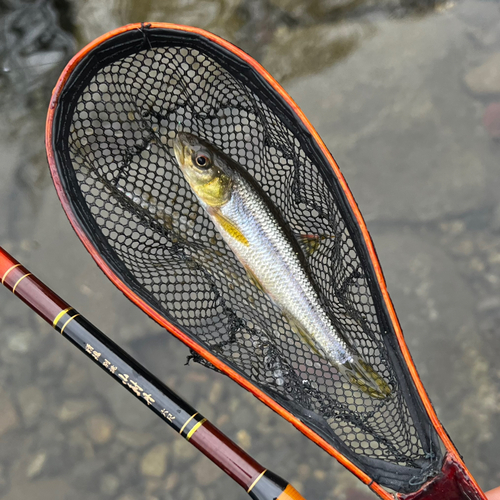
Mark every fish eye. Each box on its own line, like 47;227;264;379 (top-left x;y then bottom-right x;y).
195;154;210;168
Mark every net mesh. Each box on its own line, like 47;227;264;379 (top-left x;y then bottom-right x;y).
52;26;441;492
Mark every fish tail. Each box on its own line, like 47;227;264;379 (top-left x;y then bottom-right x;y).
339;355;392;399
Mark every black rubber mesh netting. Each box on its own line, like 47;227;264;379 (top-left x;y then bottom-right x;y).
51;27;443;493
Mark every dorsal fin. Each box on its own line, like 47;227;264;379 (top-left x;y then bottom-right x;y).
295;234;333;255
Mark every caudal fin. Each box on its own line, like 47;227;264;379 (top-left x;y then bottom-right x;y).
339;355;392;400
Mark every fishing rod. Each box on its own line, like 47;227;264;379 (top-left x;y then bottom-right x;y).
0;246;305;500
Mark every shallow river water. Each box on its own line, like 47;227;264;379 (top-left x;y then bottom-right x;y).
0;1;500;499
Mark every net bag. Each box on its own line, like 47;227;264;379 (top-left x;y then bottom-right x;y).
46;23;486;500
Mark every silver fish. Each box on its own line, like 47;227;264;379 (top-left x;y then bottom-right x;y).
173;132;391;399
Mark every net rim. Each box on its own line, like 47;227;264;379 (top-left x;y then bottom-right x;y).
44;22;475;499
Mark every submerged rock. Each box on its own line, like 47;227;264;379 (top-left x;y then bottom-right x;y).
263;22;372;82
140;444;169;478
464;53;500;96
286;15;495;222
372;227;496;482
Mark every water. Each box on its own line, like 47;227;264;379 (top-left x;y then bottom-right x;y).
0;0;499;499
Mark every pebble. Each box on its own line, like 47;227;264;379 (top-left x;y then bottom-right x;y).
314;469;327;481
100;473;120;496
116;429;155;449
193;457;223;486
140;444;169;478
26;452;47;478
164;472;179;491
477;296;500;312
0;478;70;500
208;381;223;405
57;399;99;422
464;52;500;95
236;429;252;449
297;463;311;480
0;386;19;437
263;23;370;82
85;414;115;444
17;385;44;427
190;487;205;500
7;330;34;353
173;438;197;463
63;362;89;394
71;459;108;491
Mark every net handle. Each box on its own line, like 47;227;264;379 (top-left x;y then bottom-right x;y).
0;246;307;500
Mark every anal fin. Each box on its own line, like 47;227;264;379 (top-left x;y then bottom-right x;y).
282;311;323;357
245;267;265;292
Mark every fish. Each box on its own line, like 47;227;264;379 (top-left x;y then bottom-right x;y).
173;132;391;399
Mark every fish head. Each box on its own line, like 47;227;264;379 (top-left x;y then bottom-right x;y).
173;132;233;208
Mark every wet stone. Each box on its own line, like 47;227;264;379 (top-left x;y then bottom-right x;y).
100;473;120;496
85;414;115;444
164;471;179;491
193;457;223;486
116;429;155;449
286;14;495;222
57;399;99;422
71;458;108;491
17;385;44;427
236;429;252;449
140;444;169;478
190;487;206;500
63;362;90;394
0;478;70;500
172;437;197;463
262;23;371;82
464;52;500;96
372;227;497;474
26;452;47;479
7;330;34;354
207;381;223;405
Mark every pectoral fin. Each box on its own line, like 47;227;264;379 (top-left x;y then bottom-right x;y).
339;355;392;400
213;213;249;246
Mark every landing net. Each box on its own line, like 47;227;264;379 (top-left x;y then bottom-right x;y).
50;25;442;493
